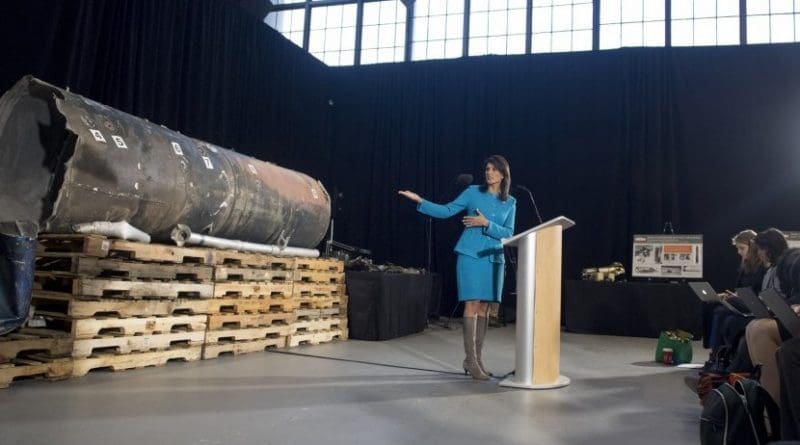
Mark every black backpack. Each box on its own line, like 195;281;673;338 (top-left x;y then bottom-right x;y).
700;379;781;445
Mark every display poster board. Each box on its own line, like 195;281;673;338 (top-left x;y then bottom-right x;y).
632;234;703;279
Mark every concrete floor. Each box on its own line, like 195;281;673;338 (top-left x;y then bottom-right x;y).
0;324;704;445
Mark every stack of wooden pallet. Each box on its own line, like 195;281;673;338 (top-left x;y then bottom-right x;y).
0;329;73;388
0;234;349;387
203;251;296;359
289;257;348;347
31;235;212;377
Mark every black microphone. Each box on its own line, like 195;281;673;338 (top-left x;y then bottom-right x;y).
515;184;543;225
456;173;473;186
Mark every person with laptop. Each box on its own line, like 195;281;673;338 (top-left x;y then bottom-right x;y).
745;247;800;406
717;229;788;369
701;230;767;367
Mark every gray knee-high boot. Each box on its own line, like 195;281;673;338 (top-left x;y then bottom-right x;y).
476;315;492;377
463;316;490;380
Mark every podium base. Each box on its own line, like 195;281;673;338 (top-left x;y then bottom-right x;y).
498;374;570;390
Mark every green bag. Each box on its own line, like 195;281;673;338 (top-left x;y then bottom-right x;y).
654;330;693;364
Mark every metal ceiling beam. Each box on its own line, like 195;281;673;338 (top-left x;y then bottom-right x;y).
270;0;385;12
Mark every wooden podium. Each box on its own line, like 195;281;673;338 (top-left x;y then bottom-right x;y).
499;216;575;390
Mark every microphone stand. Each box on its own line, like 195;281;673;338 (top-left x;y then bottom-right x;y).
517;185;543;225
426;216;433;273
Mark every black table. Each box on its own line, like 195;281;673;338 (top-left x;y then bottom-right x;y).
563;280;703;338
346;271;433;340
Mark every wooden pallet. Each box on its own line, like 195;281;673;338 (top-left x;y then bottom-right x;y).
295;307;343;319
293;258;344;273
211;251;295;269
37;234;110;257
213;282;294;299
34;276;214;300
0;329;73;359
321;307;343;317
42;315;207;340
287;329;347;347
202;338;286;360
207;312;295;330
0;356;73;388
214;266;293;283
72;331;205;358
207;297;294;315
204;326;292;343
71;347;202;377
292;283;342;299
292;297;339;310
292;270;344;284
35;255;214;282
107;240;213;264
291;318;347;334
32;291;210;318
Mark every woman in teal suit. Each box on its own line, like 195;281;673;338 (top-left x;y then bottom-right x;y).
399;155;516;380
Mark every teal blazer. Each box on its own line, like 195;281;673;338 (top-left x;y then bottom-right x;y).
417;185;516;263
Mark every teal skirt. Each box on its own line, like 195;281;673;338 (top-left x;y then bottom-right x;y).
456;254;504;303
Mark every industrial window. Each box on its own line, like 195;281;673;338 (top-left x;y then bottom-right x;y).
531;0;594;54
469;0;528;56
747;0;800;43
308;4;358;66
264;8;306;48
361;0;407;64
412;0;465;61
600;0;665;49
671;0;740;46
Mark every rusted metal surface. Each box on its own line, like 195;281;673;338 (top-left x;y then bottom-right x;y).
0;76;330;248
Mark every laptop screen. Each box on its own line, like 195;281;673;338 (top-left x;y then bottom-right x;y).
760;288;800;338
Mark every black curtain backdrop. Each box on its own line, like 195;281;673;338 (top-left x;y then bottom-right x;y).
3;0;800;316
323;46;800;315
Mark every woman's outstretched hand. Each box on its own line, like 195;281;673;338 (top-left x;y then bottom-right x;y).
398;190;422;203
463;209;489;228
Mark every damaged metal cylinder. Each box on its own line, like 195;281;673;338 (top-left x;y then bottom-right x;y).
0;76;331;248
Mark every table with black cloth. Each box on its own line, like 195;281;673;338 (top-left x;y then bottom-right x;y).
345;271;433;340
563;280;703;338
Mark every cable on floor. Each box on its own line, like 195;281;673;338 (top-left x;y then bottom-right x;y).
267;349;509;380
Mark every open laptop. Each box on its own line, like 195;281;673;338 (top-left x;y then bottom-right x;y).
759;288;800;338
688;282;719;303
688;282;748;316
735;287;773;319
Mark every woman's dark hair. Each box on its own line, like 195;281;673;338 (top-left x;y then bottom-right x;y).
732;229;763;274
754;228;789;265
776;248;800;298
479;155;511;201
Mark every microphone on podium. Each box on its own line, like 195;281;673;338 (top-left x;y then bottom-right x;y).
515;184;543;225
